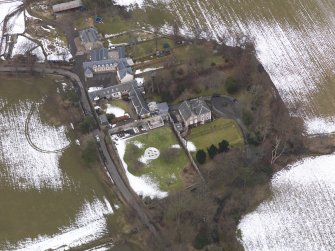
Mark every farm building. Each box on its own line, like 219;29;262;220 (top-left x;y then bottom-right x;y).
52;0;83;13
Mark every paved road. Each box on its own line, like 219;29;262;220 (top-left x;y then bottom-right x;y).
0;64;169;249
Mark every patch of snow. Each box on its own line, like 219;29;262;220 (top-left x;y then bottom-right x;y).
133;141;144;149
305;117;335;135
186;141;196;152
106;104;125;117
87;86;103;92
135;66;164;75
171;144;181;149
239;154;335;250
11;35;37;56
135;77;144;86
114;0;144;7
41;37;72;61
88;86;103;93
0;100;70;190
115;138;168;199
10;198;113;250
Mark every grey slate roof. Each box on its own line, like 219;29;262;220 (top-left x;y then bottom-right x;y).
117;60;133;79
157;102;169;114
88;80;149;117
52;0;83;13
178;99;210;121
117;46;126;59
83;58;130;73
79;27;100;43
91;48;108;61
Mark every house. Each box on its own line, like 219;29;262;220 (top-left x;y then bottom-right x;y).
83;46;134;82
88;80;150;119
178;99;211;127
79;27;103;51
52;0;83;13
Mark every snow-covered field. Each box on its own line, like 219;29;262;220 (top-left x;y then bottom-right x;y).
114;137;168;198
0;96;115;249
238;154;335;250
10;198;113;251
0;100;70;190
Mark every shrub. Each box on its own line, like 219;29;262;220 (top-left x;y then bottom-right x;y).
196;149;206;164
218;139;230;153
207;144;218;159
225;77;240;94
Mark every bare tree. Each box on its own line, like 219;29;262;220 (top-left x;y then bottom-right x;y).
271;136;285;165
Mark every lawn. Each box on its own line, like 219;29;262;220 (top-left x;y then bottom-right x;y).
123;127;189;192
186;118;244;153
110;99;131;114
127;38;173;59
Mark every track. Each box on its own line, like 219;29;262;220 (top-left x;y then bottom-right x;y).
24;103;71;154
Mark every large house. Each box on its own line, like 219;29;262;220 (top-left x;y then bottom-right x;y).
83;46;134;83
79;27;103;51
178;99;211;127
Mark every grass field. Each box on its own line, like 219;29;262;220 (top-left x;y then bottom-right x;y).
123;127;189;192
186;118;244;152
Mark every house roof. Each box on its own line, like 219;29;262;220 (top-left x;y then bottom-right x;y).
79;27;100;43
91;47;108;61
88;80;149;117
130;84;150;116
157;102;169;114
118;67;133;80
52;0;83;13
178;99;210;121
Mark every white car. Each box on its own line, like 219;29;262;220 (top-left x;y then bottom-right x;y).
95;135;100;143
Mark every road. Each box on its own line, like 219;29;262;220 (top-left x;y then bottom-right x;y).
0;64;169;250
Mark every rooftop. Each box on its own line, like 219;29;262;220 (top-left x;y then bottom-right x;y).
79;27;100;43
178;99;211;121
52;0;83;13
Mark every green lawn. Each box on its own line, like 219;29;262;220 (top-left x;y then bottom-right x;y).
123;127;189;192
127;38;173;59
186;118;244;153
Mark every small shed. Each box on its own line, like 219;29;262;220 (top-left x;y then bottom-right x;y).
52;0;83;13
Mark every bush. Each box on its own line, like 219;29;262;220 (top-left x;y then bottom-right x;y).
207;144;218;159
225;77;240;94
218;139;230;153
196;149;206;164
